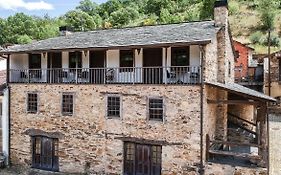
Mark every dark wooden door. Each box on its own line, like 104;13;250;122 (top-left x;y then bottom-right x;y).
47;52;62;83
89;50;106;84
41;137;53;170
32;136;59;172
143;48;163;84
136;145;151;175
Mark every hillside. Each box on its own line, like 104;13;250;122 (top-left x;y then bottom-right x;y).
229;0;281;53
0;0;281;54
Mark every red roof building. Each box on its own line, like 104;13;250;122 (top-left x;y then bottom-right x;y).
234;40;255;81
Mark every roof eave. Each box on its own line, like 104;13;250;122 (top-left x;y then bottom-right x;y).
205;82;276;102
0;40;212;55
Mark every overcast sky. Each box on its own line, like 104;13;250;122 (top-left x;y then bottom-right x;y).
0;0;108;18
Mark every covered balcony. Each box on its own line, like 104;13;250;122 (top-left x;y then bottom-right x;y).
10;66;201;85
8;46;202;85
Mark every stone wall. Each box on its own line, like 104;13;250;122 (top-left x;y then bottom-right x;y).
204;37;218;83
9;84;201;174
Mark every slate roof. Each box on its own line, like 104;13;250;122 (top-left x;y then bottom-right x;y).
1;21;220;54
206;82;276;102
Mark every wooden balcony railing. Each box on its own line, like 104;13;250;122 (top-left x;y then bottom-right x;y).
9;66;201;85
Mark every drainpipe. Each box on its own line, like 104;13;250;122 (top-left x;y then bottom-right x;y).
6;54;11;166
268;30;271;96
199;45;205;175
266;104;270;175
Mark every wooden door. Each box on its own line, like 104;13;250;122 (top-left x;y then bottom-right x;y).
41;137;53;170
32;136;59;172
143;48;163;84
47;52;62;83
89;50;106;84
136;145;151;175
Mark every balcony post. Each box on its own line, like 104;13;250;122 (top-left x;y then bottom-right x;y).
164;47;168;84
76;68;78;84
6;54;10;84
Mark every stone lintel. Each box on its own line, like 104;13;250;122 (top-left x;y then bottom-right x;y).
24;128;64;139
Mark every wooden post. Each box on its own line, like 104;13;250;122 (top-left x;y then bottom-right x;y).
257;104;267;167
206;134;210;161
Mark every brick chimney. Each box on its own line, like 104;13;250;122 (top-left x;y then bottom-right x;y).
214;0;233;84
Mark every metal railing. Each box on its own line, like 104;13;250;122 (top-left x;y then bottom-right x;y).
9;66;201;85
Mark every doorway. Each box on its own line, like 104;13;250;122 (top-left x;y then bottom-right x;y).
143;48;163;84
31;136;59;172
47;52;62;83
89;50;106;84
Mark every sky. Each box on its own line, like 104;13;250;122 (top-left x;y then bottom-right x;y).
0;0;108;18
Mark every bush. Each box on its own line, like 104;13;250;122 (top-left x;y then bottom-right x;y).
250;31;263;44
260;32;280;47
229;1;240;15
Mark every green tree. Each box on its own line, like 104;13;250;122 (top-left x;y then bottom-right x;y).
17;34;33;44
200;0;216;20
98;0;122;18
76;0;98;16
0;18;8;45
109;6;139;27
258;0;277;31
64;10;96;31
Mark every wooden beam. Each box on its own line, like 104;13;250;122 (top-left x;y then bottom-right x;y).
210;140;261;148
209;150;261;160
207;99;259;105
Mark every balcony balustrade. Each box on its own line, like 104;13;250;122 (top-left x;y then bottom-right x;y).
9;66;201;85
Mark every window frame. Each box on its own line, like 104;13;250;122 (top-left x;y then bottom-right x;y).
147;97;165;122
120;50;134;72
26;92;39;114
61;92;74;116
106;94;122;119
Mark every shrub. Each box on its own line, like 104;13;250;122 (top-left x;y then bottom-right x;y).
250;31;263;44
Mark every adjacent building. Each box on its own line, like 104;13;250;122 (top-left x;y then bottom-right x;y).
0;1;275;174
264;50;281;110
234;40;263;92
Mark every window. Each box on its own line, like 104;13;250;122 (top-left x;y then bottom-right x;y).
107;95;121;118
148;98;164;121
29;54;41;69
62;93;74;115
69;51;82;69
27;93;38;113
124;142;162;175
31;136;59;171
171;47;190;66
235;50;240;59
120;50;134;72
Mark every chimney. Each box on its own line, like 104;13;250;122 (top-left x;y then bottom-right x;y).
59;26;73;36
214;0;228;27
214;0;232;84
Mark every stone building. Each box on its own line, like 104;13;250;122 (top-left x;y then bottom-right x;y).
234;41;263;92
264;50;281;110
0;1;276;174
